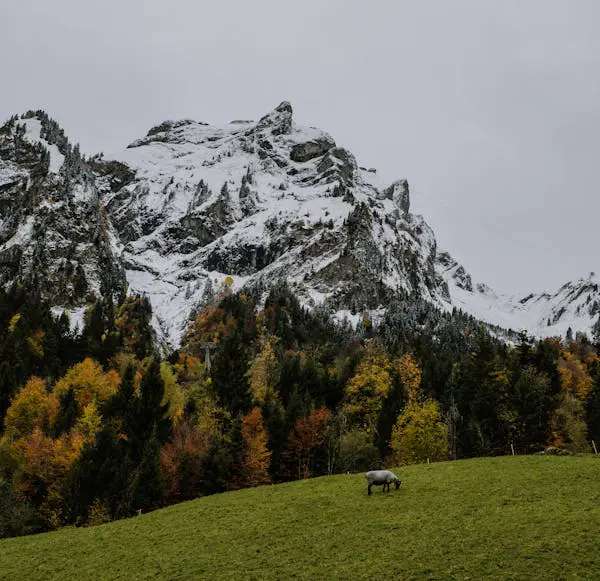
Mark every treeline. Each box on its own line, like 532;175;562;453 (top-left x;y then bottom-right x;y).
1;282;600;538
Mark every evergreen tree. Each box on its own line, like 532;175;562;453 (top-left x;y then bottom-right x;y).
198;436;231;495
586;372;600;445
52;387;79;437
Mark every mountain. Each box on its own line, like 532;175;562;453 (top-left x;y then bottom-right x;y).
0;111;125;328
438;251;600;339
0;103;597;346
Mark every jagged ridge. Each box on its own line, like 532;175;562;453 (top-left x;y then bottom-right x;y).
0;103;597;346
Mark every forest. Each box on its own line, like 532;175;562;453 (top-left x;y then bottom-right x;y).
1;281;599;539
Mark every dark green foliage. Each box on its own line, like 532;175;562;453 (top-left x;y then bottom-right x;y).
261;401;287;479
211;326;253;415
375;373;406;458
0;284;81;390
64;361;172;523
586;373;600;445
115;296;156;360
135;359;171;446
62;425;131;523
198;436;231;495
228;418;245;489
0;476;37;539
52;387;79;437
73;264;88;299
0;362;17;432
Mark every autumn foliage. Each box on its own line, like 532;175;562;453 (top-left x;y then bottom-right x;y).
287;407;331;479
4;378;57;440
3;283;600;540
53;358;120;409
241;407;271;486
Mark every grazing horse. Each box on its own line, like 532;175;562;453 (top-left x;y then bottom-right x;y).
365;470;401;495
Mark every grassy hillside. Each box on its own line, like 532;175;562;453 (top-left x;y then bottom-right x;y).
1;456;599;580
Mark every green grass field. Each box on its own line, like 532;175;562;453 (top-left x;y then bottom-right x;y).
1;456;599;580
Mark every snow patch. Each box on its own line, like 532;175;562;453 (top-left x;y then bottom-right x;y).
21;119;65;173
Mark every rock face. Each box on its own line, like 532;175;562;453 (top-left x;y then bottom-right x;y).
290;137;335;163
93;102;445;346
0;103;598;347
0;112;125;324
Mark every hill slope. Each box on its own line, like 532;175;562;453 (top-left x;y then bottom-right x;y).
1;456;599;580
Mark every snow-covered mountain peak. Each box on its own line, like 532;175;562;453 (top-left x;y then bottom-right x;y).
93;102;433;346
0;112;125;318
1;103;598;347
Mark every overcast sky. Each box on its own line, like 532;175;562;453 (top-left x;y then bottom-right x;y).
2;0;599;295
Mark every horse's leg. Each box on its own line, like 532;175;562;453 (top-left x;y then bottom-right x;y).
368;483;372;496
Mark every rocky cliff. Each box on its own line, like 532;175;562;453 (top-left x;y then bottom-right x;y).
0;104;597;347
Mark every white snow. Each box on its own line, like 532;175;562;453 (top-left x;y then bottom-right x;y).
438;256;599;339
21;119;65;173
51;306;87;334
0;216;34;251
94;104;600;347
0;159;26;186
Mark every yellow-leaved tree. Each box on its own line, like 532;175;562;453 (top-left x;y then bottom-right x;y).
53;358;120;409
394;353;422;402
247;333;280;405
160;362;185;424
241;407;272;486
390;354;448;465
550;351;592;452
343;345;393;432
4;377;58;440
391;400;448;465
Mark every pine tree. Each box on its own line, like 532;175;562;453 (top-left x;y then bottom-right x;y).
198;436;231;495
52;387;79;437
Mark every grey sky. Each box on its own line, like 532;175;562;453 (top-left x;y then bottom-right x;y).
2;0;599;295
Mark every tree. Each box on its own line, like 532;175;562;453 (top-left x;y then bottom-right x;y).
114;296;156;360
286;407;331;479
241;407;271;486
14;428;83;529
0;475;36;539
132;359;171;449
391;400;448;465
558;353;593;401
586;372;600;445
337;428;379;473
4;377;58;440
160;362;184;424
53;358;119;410
160;421;211;502
343;347;393;432
247;333;280;405
198;436;231;495
394;354;422;403
0;362;17;432
52;387;79;437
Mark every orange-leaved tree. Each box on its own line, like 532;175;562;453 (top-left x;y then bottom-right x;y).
287;407;331;479
160;420;212;502
13;427;83;529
